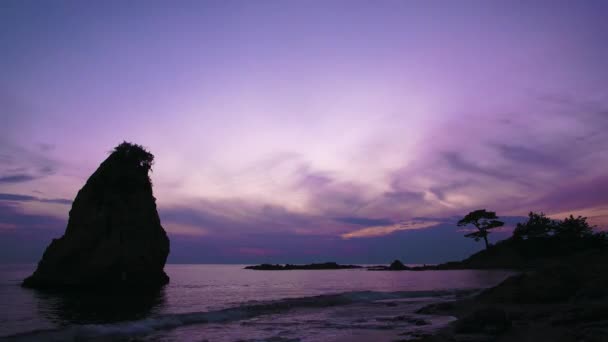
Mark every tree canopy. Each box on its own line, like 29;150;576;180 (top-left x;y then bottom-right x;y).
513;212;594;240
457;209;505;250
512;212;557;240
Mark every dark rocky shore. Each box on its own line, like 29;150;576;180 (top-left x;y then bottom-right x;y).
245;262;362;270
409;255;608;342
403;237;608;341
23;142;170;290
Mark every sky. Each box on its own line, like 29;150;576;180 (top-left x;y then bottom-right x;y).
1;0;608;264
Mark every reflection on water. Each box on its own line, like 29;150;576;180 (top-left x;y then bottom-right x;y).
32;288;166;325
1;264;514;338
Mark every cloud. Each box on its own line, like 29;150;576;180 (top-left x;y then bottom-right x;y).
429;180;473;202
334;217;393;226
167;219;522;264
442;152;511;180
341;220;442;239
292;164;334;189
0;174;38;184
0;202;66;262
0;192;72;205
0;197;522;264
549;205;608;229
0;140;61;185
0;202;65;230
163;222;208;236
159;198;341;237
286;161;375;216
382;190;425;202
1;92;607;263
234;247;279;257
493;144;564;167
522;175;608;225
37;143;56;152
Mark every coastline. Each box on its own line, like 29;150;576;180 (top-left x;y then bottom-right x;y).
409;257;608;342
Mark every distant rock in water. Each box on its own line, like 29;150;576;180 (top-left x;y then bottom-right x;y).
245;262;362;270
389;259;407;270
367;259;411;271
23;142;170;290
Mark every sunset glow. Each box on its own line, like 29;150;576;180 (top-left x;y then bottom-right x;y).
2;0;607;263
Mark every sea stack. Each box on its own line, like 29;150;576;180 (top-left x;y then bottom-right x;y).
23;142;170;290
389;259;407;270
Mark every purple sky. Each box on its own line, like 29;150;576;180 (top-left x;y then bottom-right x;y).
1;1;608;263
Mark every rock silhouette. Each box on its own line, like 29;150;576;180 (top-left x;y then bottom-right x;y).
23;142;170;290
389;259;407;270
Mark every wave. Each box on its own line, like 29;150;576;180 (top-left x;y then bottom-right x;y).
3;289;475;341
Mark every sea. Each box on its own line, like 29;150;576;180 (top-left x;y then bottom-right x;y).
0;264;513;342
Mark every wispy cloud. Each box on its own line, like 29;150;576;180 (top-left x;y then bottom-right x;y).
0;193;72;205
0;141;60;185
0;202;65;232
341;220;442;239
334;217;393;226
0;174;38;184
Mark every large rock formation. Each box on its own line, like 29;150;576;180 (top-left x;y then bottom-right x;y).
23;142;170;290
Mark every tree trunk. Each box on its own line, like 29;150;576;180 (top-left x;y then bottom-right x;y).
483;235;489;250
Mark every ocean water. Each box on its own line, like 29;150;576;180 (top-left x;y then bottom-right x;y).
0;264;512;341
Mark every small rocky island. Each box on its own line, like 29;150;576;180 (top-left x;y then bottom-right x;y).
367;259;411;271
22;142;170;290
245;262;362;270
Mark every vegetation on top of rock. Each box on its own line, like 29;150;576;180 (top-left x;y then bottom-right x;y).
111;141;154;172
82;141;157;195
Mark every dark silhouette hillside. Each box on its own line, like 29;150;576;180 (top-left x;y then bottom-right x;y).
415;214;608;342
433;212;606;270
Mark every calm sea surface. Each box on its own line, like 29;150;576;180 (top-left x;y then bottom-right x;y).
0;264;512;341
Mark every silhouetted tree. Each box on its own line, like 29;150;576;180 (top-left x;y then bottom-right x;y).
457;209;504;250
512;212;595;241
512;212;557;240
554;215;594;239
